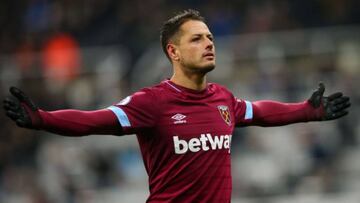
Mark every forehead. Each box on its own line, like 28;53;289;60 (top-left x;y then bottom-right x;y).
179;20;211;37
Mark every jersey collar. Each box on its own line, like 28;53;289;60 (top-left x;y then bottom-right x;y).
162;79;214;99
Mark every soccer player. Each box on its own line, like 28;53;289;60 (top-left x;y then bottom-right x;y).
3;9;351;203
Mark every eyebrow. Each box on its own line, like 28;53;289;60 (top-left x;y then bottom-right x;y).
191;33;213;38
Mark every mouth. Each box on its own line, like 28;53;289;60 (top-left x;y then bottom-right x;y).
203;52;215;58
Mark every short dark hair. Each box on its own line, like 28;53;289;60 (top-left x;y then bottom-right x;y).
160;9;205;61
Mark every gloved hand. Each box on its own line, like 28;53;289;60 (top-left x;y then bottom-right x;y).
308;83;351;120
3;87;43;129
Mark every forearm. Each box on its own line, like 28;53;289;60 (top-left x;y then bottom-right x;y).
38;109;122;136
249;100;323;126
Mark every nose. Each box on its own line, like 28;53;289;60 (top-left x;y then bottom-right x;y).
205;38;214;50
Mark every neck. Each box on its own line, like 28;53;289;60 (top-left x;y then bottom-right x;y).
170;68;207;91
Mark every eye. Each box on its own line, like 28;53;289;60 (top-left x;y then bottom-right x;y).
208;36;214;41
191;37;200;42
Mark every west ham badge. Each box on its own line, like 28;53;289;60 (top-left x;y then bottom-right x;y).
218;105;231;126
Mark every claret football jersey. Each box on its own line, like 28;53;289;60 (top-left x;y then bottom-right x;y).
107;79;253;203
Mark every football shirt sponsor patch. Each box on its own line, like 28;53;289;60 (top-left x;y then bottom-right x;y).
173;133;232;154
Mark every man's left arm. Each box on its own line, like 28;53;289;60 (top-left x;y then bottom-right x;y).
246;83;351;127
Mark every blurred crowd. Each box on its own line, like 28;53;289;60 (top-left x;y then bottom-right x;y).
0;0;360;202
1;0;360;59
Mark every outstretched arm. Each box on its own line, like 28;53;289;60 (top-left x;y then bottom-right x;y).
3;87;121;136
247;83;351;127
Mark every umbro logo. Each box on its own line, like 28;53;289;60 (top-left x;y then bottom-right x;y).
171;113;187;124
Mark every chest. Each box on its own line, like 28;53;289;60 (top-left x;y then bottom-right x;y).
156;98;234;138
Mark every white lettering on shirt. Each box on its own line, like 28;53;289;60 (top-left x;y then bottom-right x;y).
173;133;232;154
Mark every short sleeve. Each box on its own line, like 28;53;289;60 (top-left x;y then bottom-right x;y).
107;88;158;134
233;96;253;126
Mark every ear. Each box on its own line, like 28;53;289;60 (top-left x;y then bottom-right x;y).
166;44;180;61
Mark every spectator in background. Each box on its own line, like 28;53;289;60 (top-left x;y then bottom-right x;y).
42;33;81;84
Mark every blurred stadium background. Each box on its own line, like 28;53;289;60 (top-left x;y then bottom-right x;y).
0;0;359;202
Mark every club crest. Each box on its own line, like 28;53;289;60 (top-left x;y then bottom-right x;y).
218;105;231;126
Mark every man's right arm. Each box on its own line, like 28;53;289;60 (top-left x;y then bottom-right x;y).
38;109;122;136
3;87;122;136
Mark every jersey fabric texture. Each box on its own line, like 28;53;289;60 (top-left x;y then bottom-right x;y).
108;80;253;203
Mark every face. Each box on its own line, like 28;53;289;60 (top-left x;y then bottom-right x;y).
170;20;216;74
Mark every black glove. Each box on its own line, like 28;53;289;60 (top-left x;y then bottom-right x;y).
308;83;351;120
3;87;42;129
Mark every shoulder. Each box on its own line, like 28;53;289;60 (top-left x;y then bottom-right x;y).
128;82;168;105
137;82;167;98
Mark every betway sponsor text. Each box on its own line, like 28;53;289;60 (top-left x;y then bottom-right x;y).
173;133;232;154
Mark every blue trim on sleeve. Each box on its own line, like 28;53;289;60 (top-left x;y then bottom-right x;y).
245;101;253;120
107;106;131;127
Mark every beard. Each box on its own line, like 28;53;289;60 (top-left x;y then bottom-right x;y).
181;61;216;75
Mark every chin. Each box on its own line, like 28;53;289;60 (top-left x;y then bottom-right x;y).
197;63;215;74
183;61;216;74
